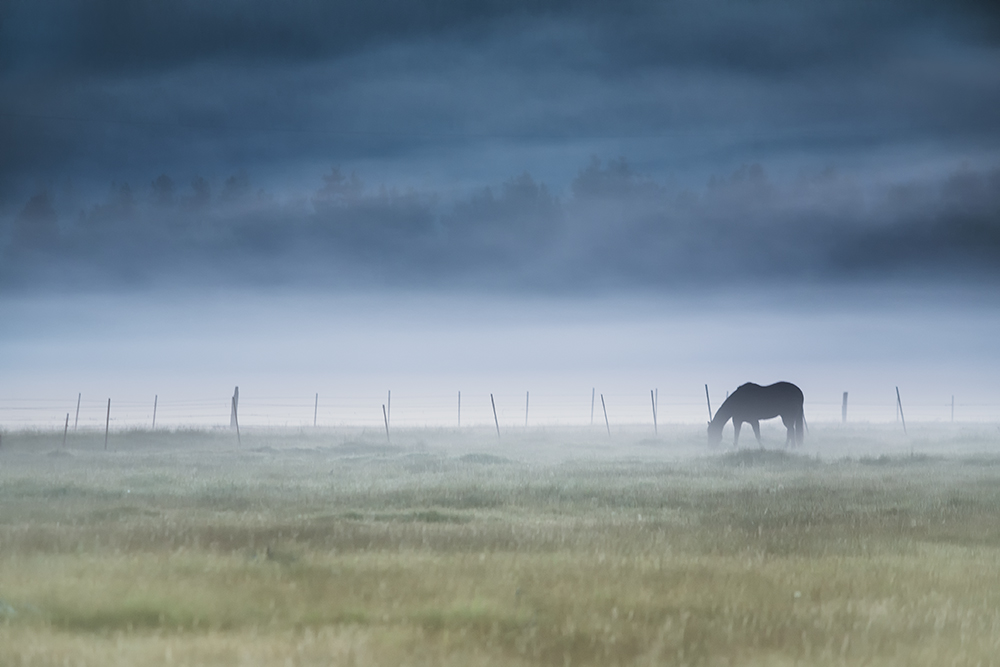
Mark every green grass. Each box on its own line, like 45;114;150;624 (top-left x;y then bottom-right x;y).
0;425;999;665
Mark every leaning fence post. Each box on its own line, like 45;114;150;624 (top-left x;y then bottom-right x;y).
232;396;241;446
705;384;713;421
74;393;81;430
842;392;848;424
230;386;239;429
152;395;158;430
63;413;69;447
382;404;390;443
896;386;907;434
601;394;610;437
651;389;657;435
491;394;500;438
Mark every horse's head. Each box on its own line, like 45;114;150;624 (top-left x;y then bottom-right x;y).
707;420;723;446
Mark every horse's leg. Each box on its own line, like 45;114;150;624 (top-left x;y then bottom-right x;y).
751;420;762;448
781;415;793;447
733;420;742;448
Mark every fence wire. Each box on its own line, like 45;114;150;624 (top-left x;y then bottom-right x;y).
0;390;994;430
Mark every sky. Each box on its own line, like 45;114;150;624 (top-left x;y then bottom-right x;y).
1;1;999;428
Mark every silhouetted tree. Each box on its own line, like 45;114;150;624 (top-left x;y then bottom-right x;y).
14;191;59;249
571;157;660;200
86;183;136;225
151;174;175;206
315;167;363;204
445;171;560;264
190;176;211;208
222;170;250;202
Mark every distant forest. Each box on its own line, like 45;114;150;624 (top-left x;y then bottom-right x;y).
3;159;998;291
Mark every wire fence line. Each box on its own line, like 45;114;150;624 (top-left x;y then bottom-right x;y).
0;389;993;430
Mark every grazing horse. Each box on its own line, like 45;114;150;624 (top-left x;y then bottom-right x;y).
707;382;805;448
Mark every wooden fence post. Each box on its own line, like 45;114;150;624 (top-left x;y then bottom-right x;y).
104;398;111;450
601;394;610;437
842;392;848;424
232;396;241;446
491;394;500;438
651;390;657;435
230;387;239;429
383;404;390;443
896;387;907;435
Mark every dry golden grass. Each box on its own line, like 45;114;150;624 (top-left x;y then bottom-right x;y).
1;425;999;665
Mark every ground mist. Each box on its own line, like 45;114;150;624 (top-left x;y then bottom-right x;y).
1;425;999;665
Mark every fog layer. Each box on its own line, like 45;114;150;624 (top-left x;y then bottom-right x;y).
3;287;997;428
4;160;1000;291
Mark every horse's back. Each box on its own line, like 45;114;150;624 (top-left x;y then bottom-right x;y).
730;382;802;418
734;382;801;399
769;381;803;404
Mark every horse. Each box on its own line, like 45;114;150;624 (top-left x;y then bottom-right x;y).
707;382;805;448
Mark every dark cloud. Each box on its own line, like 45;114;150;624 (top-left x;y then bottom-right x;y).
0;0;572;74
1;1;998;291
5;1;997;76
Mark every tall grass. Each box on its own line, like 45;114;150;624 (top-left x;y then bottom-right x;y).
0;425;998;665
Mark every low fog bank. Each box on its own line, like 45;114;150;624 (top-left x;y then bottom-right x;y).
2;159;1000;292
2;285;998;429
2;423;999;468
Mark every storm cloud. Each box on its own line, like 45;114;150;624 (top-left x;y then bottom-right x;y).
1;0;999;292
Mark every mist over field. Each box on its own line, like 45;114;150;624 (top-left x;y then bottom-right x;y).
3;286;1000;429
2;1;998;421
3;1;1000;664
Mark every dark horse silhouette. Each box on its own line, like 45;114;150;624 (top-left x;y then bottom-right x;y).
707;382;805;448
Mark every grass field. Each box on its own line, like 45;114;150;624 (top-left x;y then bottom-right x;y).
1;424;999;665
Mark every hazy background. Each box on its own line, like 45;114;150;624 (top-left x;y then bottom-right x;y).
2;0;998;429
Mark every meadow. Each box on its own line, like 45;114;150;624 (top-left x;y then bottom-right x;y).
1;423;999;666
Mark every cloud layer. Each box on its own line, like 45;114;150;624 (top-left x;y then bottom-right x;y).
3;159;998;291
2;0;998;292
